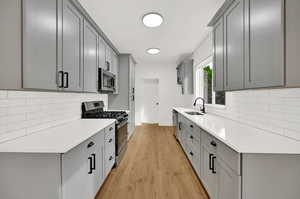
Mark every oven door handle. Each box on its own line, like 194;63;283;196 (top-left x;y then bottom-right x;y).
117;121;128;129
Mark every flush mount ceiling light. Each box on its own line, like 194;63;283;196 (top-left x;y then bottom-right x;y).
146;48;160;55
142;13;163;27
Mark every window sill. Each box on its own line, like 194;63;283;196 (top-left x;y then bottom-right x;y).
205;104;227;110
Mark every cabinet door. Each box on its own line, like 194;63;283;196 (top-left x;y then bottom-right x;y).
216;159;241;199
98;37;106;69
105;44;112;71
244;0;284;88
129;58;136;135
112;51;119;93
93;130;105;191
62;140;89;199
83;20;98;92
224;0;244;90
213;18;224;92
22;0;58;90
62;0;84;91
201;145;217;199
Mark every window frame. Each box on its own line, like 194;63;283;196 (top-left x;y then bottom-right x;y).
195;56;226;107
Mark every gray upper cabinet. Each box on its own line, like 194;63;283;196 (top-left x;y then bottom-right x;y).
98;37;106;69
224;0;244;90
177;59;194;95
0;0;119;92
244;0;284;88
209;0;300;91
213;18;224;92
62;0;84;92
83;20;98;93
22;0;58;90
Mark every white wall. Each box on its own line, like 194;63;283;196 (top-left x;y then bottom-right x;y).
0;90;107;143
135;63;193;126
193;33;300;141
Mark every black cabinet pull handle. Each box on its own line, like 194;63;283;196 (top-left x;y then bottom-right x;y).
190;152;194;156
88;157;93;174
209;153;214;170
91;153;96;170
109;127;113;131
63;72;69;88
212;156;217;174
87;141;95;148
190;124;194;128
58;71;64;88
210;140;217;147
109;156;113;161
109;138;113;143
178;122;181;130
190;135;194;139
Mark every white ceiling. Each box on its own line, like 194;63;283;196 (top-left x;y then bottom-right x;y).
79;0;225;64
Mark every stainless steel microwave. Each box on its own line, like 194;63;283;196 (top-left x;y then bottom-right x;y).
98;68;116;93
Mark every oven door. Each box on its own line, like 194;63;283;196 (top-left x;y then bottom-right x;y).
117;122;128;156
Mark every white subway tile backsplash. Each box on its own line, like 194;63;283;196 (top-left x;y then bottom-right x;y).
208;88;300;141
0;90;108;143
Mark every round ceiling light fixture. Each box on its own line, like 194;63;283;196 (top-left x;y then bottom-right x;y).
142;12;163;28
146;48;160;55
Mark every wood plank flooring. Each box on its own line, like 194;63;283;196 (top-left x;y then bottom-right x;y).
96;124;209;199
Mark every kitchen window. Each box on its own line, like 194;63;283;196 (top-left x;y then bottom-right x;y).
195;58;225;106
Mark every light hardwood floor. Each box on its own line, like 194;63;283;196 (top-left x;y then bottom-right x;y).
96;124;209;199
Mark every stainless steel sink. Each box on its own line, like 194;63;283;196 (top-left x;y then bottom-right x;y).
185;111;203;116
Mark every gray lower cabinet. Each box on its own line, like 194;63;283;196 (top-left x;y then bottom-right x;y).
177;113;241;199
0;125;115;199
201;144;217;199
61;0;84;92
216;158;241;199
223;0;244;90
22;0;58;90
175;111;300;199
209;0;300;91
83;20;98;92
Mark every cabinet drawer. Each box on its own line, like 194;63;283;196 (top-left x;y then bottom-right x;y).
104;151;115;178
105;123;115;140
201;130;217;153
216;141;240;175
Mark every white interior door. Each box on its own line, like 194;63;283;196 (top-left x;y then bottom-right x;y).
141;78;159;124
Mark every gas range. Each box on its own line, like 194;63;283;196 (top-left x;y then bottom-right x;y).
81;101;128;166
82;102;128;126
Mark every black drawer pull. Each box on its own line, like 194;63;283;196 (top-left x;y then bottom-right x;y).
190;124;194;128
109;138;113;143
209;153;214;170
210;141;217;147
190;135;194;139
190;152;194;156
87;141;95;148
109;127;114;131
212;156;216;174
58;71;64;88
88;156;93;174
109;156;113;161
91;153;96;170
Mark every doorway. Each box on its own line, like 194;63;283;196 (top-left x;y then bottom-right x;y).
140;78;159;124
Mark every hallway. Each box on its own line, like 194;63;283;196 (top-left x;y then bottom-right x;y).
96;124;209;199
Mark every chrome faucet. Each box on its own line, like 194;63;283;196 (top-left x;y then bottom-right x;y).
193;97;206;113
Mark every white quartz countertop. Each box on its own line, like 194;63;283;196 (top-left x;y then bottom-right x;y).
0;119;115;153
173;107;300;154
